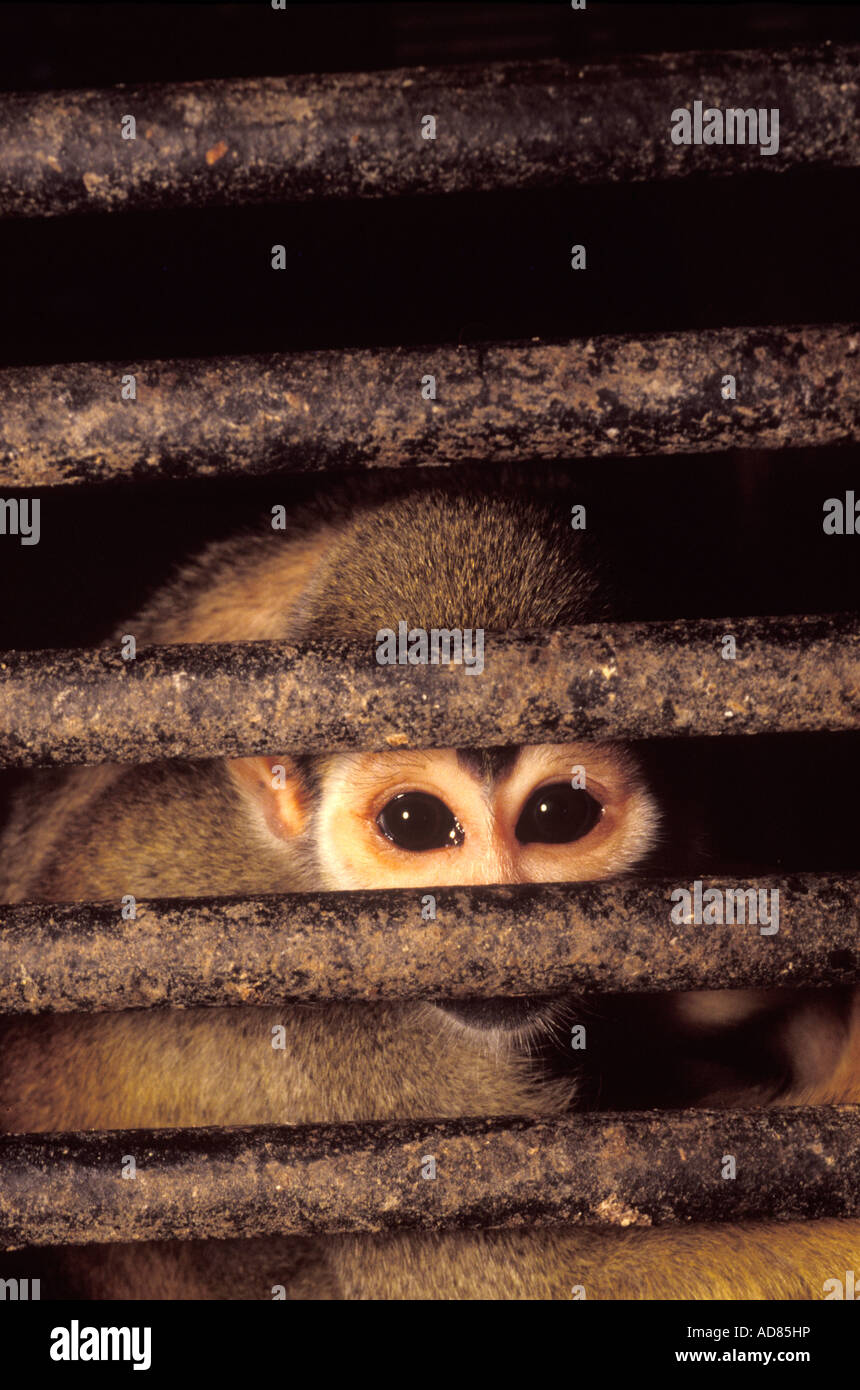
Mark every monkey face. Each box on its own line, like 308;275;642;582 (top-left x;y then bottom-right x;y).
229;741;659;1041
311;742;659;893
227;740;658;1040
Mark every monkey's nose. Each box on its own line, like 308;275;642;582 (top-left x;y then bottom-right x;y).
457;837;523;885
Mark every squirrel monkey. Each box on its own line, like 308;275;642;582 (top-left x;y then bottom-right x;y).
0;480;857;1299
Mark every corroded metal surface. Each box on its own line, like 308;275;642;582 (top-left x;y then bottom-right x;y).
0;46;857;220
0;875;856;1015
1;1108;857;1247
0;324;856;487
0;614;858;768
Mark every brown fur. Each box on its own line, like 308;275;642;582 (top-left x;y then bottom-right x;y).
1;483;857;1299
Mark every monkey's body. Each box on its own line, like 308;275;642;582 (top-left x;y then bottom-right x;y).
1;484;857;1299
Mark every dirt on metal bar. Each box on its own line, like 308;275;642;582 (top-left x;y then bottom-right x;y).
1;1108;857;1248
0;46;856;220
0;324;857;488
0;875;856;1015
0;614;858;769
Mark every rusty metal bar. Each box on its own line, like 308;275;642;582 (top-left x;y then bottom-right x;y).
0;46;857;221
1;1108;857;1248
0;875;856;1016
1;614;858;769
0;324;856;488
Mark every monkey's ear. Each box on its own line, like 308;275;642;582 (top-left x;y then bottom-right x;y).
227;756;309;840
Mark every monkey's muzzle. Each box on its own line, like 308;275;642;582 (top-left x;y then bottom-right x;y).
437;995;555;1032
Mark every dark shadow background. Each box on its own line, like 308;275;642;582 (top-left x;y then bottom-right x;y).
0;1;857;877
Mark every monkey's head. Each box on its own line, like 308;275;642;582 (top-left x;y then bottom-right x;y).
226;485;660;1037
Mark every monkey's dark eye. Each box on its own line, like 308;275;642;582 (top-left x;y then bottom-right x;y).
376;792;464;852
515;783;601;845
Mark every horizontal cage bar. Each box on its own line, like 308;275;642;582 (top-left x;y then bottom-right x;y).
2;1108;857;1248
0;615;858;768
0;876;856;1015
0;324;856;488
0;46;857;220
